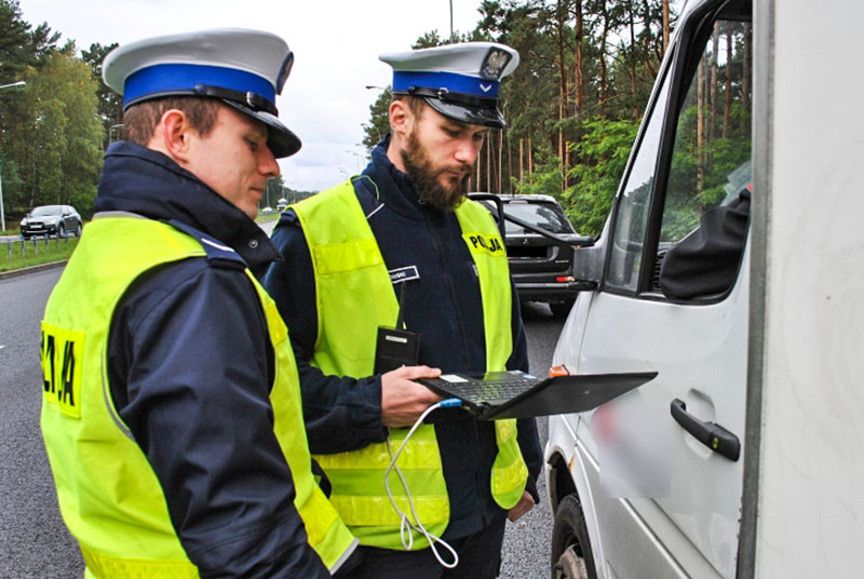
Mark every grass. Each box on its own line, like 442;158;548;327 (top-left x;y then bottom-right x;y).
0;237;78;273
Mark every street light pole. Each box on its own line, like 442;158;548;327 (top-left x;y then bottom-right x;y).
0;79;26;232
0;163;5;232
450;0;454;40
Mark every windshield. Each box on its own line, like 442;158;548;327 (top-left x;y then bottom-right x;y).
504;202;573;235
30;206;63;217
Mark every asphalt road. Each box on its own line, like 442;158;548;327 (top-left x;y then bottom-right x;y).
0;266;564;578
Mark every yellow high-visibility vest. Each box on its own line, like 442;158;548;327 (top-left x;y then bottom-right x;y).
40;216;356;577
292;180;528;550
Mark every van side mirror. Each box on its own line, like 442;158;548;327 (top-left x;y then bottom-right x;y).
503;212;594;249
572;242;603;290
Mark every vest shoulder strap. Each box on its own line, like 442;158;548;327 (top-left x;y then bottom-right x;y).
168;219;247;270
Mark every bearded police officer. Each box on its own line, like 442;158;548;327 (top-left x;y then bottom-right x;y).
39;29;359;577
263;42;542;578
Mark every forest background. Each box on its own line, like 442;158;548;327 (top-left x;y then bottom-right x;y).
0;0;750;238
363;0;750;237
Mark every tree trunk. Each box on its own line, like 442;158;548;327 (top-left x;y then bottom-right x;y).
507;131;513;193
519;137;524;182
486;137;492;192
571;0;584;184
527;135;534;175
723;24;732;138
743;23;751;115
629;1;639;118
498;130;504;193
475;142;482;188
573;0;584;120
696;60;705;198
556;0;569;185
662;0;670;54
641;0;658;80
709;22;719;143
599;1;610;116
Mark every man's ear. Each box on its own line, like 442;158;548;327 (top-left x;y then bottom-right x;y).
389;100;411;138
153;109;197;164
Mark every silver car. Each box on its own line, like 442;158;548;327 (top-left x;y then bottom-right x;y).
20;205;82;239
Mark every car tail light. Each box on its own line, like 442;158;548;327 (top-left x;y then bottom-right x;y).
556;276;575;283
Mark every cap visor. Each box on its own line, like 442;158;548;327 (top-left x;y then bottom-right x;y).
423;98;506;129
221;99;301;158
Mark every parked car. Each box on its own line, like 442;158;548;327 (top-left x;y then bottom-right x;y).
477;194;583;318
20;205;82;239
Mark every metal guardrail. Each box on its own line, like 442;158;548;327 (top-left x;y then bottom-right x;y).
2;234;76;259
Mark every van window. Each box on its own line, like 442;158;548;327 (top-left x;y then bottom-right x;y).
606;72;672;292
655;20;753;297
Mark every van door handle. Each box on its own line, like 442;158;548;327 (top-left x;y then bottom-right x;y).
670;399;740;461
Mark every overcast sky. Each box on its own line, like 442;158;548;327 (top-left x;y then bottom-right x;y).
17;0;488;192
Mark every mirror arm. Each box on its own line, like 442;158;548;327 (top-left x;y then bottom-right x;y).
503;213;595;247
467;193;507;240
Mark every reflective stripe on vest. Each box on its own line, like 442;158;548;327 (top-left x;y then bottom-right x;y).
292;181;528;549
40;216;356;576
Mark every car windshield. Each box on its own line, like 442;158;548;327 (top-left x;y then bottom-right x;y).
504;202;573;235
30;206;63;217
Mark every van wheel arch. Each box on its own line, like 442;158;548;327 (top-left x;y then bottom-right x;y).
548;452;577;512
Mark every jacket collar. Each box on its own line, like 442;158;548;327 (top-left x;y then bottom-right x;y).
95;141;280;274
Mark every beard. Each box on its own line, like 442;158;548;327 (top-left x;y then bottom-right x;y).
401;130;473;212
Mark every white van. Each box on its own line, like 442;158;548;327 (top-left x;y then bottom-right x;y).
545;0;864;578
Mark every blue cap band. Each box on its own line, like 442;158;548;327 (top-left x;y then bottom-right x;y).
393;71;499;99
123;63;275;108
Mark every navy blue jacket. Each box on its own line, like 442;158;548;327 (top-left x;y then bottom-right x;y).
99;142;334;578
263;138;543;541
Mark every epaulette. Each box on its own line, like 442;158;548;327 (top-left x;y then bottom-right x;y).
168;219;247;270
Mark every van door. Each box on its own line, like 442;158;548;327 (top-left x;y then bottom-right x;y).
570;2;752;577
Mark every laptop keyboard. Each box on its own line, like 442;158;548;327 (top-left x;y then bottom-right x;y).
453;376;536;403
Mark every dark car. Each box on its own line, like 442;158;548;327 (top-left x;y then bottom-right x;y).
20;205;82;239
478;194;583;318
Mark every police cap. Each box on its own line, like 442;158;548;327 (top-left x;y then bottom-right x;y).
103;28;300;158
380;42;520;129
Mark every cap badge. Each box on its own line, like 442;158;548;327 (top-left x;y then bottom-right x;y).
480;48;513;81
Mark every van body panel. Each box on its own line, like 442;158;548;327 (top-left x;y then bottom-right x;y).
563;251;748;578
752;1;864;576
548;0;864;577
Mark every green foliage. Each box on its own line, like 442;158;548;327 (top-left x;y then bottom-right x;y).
0;0;59;80
81;42;123;144
514;139;563;195
361;87;392;151
0;2;103;220
358;1;682;232
563;118;639;237
3;51;104;218
662;95;752;241
413;30;446;48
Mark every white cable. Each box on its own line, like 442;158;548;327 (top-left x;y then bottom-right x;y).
384;398;463;569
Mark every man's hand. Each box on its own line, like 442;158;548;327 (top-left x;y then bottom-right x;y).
507;491;535;522
381;365;443;428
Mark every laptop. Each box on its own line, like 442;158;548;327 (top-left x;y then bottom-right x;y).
419;370;657;420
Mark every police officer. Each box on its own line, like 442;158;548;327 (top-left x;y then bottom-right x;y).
263;42;542;578
40;29;358;577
